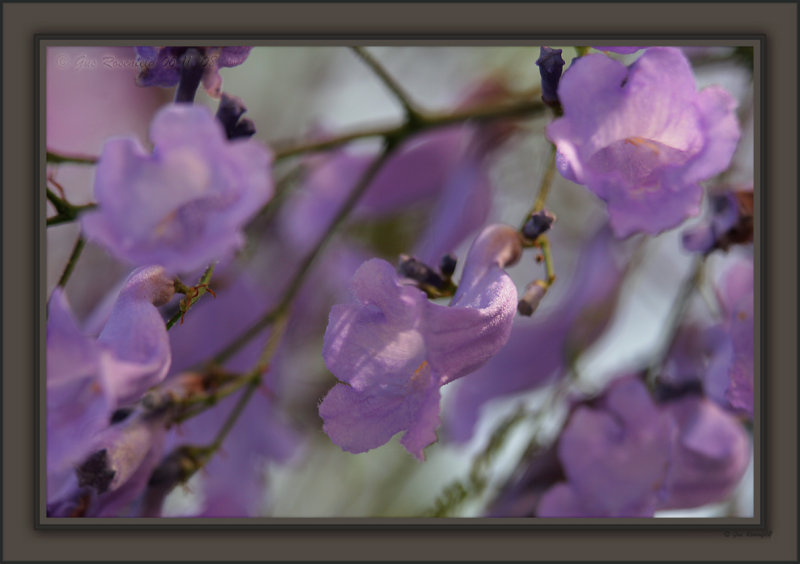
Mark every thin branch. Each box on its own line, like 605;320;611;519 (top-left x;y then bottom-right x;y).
212;138;400;366
645;255;706;386
351;46;422;123
56;235;86;289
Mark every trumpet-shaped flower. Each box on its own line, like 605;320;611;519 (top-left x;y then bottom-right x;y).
319;224;522;460
547;47;740;237
82;104;273;274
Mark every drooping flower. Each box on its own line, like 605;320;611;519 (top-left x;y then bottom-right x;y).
537;376;676;517
547;47;740;237
707;257;754;417
659;396;751;510
46;266;174;506
81;104;273;274
489;377;750;517
135;47;252;98
319;224;522;460
444;224;629;444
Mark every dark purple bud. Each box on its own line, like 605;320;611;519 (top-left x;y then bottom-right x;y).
439;253;458;278
518;280;548;316
522;209;556;241
536;47;565;107
109;407;134;425
216;93;257;139
174;48;204;103
76;449;116;494
397;254;448;291
653;378;704;404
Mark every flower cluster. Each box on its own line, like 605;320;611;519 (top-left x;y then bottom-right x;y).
45;45;754;519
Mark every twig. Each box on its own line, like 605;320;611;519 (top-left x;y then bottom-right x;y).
56;235;86;289
351;47;423;124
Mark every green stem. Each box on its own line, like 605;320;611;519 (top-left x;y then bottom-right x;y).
56;235;86;289
351;46;422;124
528;143;557;219
212;138;400;366
165;263;216;330
538;235;556;286
46;188;98;226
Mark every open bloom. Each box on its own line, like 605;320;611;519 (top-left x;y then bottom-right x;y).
319;224;522;460
135;47;252;98
81;104;273;274
547;47;740;237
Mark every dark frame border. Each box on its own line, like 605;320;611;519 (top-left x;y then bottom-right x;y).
4;2;797;562
34;35;764;533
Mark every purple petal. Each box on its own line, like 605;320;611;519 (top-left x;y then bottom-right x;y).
97;266;174;404
82;104;274;273
660;397;751;510
557;377;676;516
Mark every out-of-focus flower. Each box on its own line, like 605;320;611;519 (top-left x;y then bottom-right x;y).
444;225;628;444
682;188;754;254
135;47;252;98
491;378;750;517
319;224;522;460
547;47;740;237
47;266;174;505
707;258;754;417
47;408;168;518
660;396;751;510
537;376;676;517
81;104;273;274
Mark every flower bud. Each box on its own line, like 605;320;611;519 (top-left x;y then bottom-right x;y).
522;210;556;241
536;47;565;107
518;280;548;316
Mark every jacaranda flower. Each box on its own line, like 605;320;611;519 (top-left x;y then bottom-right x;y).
47;266;174;504
537;376;676;517
319;224;523;460
81;104;273;274
547;47;740;237
135;47;252;98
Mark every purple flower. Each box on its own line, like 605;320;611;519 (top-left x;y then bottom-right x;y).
47;266;174;506
81;104;273;274
46;289;114;501
319;224;522;460
444;225;629;444
135;47;252;98
537;376;676;517
707;258;754;417
660;396;751;510
547;47;740;237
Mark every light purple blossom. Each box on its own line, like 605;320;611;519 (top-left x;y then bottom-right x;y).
547;47;740;237
319;224;522;460
81;104;273;274
47;267;174;506
660;396;751;510
444;225;629;444
135;47;253;98
708;258;754;417
537;376;676;517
